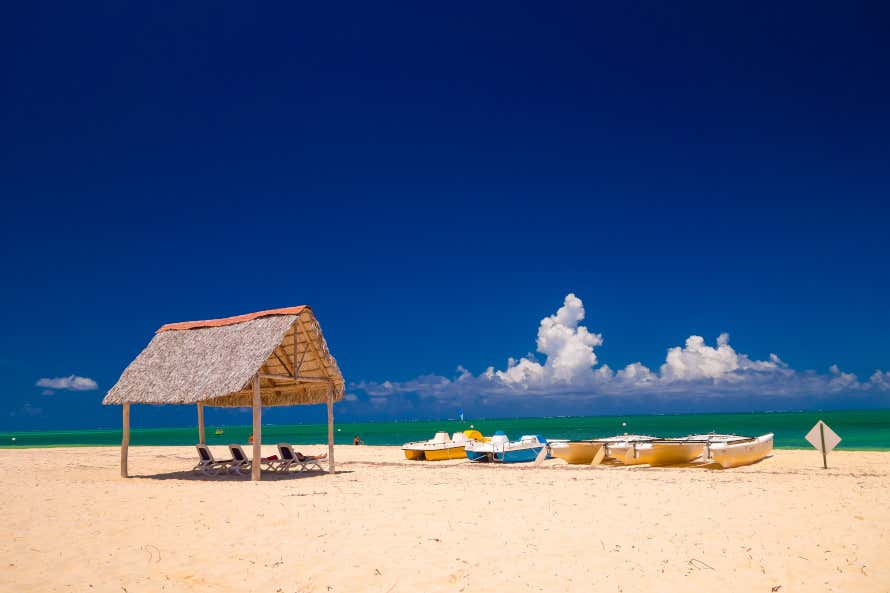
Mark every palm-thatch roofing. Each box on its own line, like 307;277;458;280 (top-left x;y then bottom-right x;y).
103;306;345;407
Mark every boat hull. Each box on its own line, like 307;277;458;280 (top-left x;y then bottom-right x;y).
551;441;605;465
423;446;468;461
709;433;773;468
465;449;490;462
494;446;543;463
465;434;546;463
615;442;705;466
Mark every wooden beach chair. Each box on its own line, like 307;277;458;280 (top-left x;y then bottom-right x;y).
277;443;325;472
194;444;232;475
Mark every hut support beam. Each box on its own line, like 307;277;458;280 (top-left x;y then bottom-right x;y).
197;402;205;444
293;324;299;376
121;403;130;478
327;386;335;473
251;374;262;481
272;348;293;376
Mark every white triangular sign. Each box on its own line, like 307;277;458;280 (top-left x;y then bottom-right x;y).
805;420;841;453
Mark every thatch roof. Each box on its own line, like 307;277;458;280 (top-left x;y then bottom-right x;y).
102;307;345;407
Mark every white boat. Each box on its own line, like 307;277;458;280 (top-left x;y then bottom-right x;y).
465;431;547;463
701;433;774;468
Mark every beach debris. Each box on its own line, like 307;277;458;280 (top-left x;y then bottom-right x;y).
688;558;715;571
143;544;161;563
771;586;782;592
805;420;841;469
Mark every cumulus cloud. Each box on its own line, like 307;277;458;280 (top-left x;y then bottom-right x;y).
870;370;890;389
36;375;98;394
659;333;788;382
8;402;43;417
352;293;890;406
493;294;603;387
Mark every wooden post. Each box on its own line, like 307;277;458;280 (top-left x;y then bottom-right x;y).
819;421;828;469
121;403;130;478
197;402;206;445
327;386;335;473
252;374;262;481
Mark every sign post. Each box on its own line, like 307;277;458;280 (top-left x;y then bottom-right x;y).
805;420;841;469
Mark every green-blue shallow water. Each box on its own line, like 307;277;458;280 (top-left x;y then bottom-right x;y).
2;410;889;450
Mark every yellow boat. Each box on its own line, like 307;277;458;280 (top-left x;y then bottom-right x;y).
609;439;705;466
403;448;425;460
401;430;483;461
597;435;656;461
423;444;470;461
549;440;606;464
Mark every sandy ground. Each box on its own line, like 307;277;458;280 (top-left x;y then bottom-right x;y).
1;445;888;593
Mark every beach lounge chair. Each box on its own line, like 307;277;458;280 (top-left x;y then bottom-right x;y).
277;443;326;472
228;444;281;474
227;444;252;475
194;444;232;475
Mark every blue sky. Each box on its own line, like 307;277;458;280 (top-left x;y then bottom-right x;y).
1;3;889;429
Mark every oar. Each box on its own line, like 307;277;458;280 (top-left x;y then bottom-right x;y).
590;444;606;466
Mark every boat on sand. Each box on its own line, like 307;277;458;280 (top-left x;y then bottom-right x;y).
607;437;705;466
402;430;483;461
549;440;606;465
691;433;774;468
465;432;547;463
593;435;657;461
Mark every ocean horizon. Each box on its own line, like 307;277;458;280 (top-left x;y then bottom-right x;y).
3;408;889;450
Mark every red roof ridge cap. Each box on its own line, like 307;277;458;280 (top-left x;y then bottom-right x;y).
156;306;309;332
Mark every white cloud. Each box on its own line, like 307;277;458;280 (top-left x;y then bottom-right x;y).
870;370;890;389
36;375;98;393
8;402;43;418
352;293;890;405
616;362;655;383
494;293;603;388
659;333;787;382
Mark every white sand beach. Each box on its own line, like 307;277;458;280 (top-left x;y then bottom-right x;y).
2;446;888;593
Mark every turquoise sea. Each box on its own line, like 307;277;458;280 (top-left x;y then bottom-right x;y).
2;409;889;450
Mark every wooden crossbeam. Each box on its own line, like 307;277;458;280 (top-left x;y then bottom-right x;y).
272;348;293;376
258;372;331;383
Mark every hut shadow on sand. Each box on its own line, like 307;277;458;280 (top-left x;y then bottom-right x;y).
133;469;354;481
102;306;346;481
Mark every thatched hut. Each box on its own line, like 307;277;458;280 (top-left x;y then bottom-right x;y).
103;306;345;480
